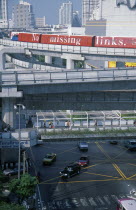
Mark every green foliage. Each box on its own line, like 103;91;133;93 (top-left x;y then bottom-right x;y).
41;128;136;136
9;173;38;201
0;202;25;210
0;170;9;196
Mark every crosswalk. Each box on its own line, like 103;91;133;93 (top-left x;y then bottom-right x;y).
38;193;132;210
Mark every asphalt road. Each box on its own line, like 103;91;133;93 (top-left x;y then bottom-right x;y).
28;140;136;210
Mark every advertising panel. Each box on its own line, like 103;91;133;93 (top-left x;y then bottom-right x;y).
108;61;116;68
18;33;41;43
41;35;93;46
95;36;136;48
125;62;136;67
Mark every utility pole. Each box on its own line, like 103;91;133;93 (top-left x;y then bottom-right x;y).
23;151;26;174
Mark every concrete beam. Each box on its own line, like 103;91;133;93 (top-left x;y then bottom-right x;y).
0;87;23;98
0;46;25;70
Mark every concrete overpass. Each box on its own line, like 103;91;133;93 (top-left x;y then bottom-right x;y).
1;39;136;70
0;68;136;128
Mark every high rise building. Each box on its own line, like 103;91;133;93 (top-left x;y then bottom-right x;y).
35;16;46;28
72;11;81;27
0;0;8;28
12;0;35;29
82;0;100;25
59;1;73;26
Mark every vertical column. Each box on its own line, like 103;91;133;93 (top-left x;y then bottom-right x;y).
66;58;74;70
2;98;16;128
0;52;5;70
45;55;52;64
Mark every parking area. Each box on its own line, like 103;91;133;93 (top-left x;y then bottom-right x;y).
29;140;136;210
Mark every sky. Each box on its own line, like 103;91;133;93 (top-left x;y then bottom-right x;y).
8;0;82;25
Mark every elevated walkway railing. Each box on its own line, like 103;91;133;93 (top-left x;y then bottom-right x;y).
1;68;136;86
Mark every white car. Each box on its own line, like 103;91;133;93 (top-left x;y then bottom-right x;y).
3;167;23;176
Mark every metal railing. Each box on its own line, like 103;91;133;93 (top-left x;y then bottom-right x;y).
1;68;136;86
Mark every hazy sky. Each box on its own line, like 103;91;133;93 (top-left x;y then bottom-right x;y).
9;0;82;24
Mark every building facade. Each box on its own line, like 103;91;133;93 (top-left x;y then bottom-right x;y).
82;0;100;25
72;11;81;27
0;0;8;28
35;16;46;28
59;1;73;26
12;0;35;29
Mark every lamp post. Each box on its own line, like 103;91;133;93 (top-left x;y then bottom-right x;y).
14;104;25;179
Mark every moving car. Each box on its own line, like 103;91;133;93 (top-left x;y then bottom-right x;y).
78;142;88;151
3;167;24;176
43;153;56;165
124;140;136;151
78;156;89;166
60;162;81;179
109;140;118;145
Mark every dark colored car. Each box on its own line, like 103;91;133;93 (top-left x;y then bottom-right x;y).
78;142;88;151
43;153;56;165
78;156;89;167
124;140;136;151
60;162;81;179
109;140;118;145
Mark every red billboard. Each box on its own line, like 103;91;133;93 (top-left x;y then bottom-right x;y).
41;35;93;46
18;33;41;43
95;36;136;48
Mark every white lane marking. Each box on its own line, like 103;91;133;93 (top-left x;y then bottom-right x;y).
63;199;72;209
72;198;80;207
88;197;97;206
47;202;57;210
54;185;59;192
111;194;118;202
103;195;111;205
96;196;105;205
80;197;89;207
56;200;64;209
119;194;126;199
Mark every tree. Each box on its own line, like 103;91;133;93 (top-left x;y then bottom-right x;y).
0;202;25;210
9;173;38;202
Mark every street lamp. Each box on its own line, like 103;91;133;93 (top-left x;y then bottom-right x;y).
14;104;25;179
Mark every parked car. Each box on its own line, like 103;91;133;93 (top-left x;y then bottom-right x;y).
124;140;136;151
60;162;81;179
78;156;89;166
43;153;56;165
3;167;24;176
109;140;118;145
78;142;88;151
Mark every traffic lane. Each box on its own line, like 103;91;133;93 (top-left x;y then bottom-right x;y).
97;141;136;162
94;142;136;179
30;141;136;209
30;141;136;182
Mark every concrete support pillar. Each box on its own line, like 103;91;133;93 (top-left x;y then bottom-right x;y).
45;55;52;64
0;86;23;129
2;98;16;128
66;58;74;70
61;53;85;70
0;51;5;70
105;61;109;68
